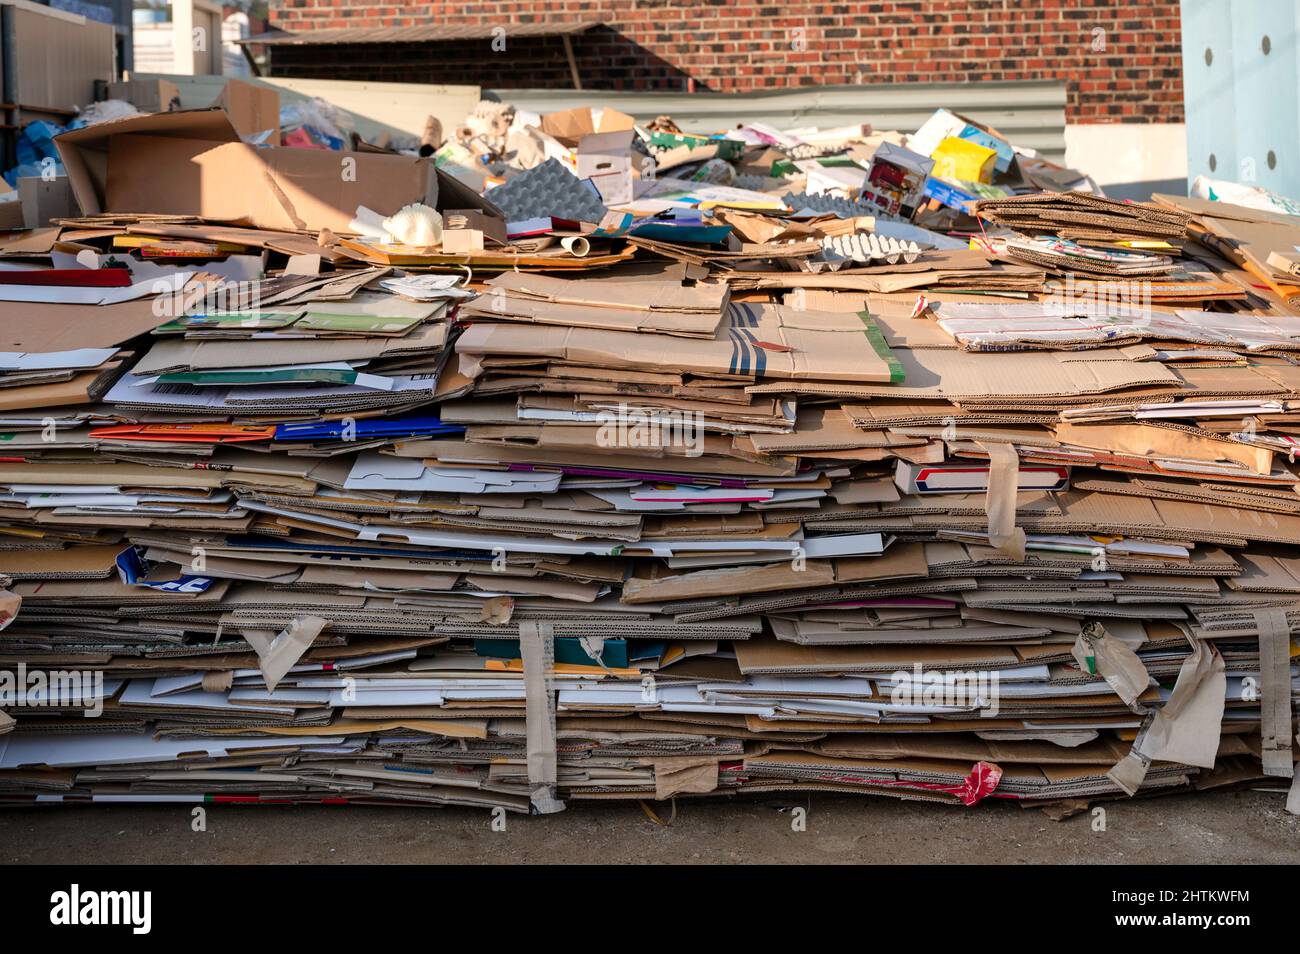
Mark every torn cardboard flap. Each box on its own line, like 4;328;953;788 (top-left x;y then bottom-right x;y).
649;756;721;799
244;615;327;693
1136;637;1226;770
1072;622;1151;709
479;596;515;625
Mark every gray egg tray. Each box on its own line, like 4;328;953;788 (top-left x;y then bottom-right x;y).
781;191;879;218
488;159;609;224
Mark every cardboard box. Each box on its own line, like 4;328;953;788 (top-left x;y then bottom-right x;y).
894;460;1071;495
922;176;986;214
861;141;933;218
539;106;636;148
910;108;1015;173
441;228;485;254
55;108;438;234
18;175;77;228
106;78;182;114
456;303;904;383
213;78;282;146
575;130;635;178
930;136;997;184
576;130;636;206
0;179;23;231
443;208;507;246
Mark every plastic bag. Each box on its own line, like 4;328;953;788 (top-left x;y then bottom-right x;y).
280;97;354;150
5;121;66;186
1191;174;1300;217
71;99;140;129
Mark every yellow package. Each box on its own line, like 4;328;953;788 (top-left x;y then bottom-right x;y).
930;136;997;184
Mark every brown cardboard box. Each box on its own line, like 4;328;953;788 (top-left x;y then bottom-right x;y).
539;106;636;148
0;178;23;230
213;78;282;146
18;176;77;227
106;78;182;114
443;208;507;246
55;108;437;234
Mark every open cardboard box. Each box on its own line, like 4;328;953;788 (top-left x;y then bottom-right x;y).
55;107;440;234
539;106;636;148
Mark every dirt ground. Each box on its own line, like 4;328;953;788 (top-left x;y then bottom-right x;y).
2;787;1297;864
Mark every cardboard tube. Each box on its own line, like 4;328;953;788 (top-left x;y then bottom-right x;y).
418;115;443;158
560;236;591;257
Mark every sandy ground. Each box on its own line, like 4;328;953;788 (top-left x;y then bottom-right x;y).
2;787;1297;864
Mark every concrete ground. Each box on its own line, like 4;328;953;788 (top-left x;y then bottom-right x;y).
2;787;1297;864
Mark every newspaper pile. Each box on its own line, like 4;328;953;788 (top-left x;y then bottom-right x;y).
0;85;1296;817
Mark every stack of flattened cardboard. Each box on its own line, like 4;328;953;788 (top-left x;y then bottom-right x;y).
0;94;1295;818
975;192;1193;241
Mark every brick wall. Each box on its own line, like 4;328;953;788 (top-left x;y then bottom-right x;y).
266;0;1185;123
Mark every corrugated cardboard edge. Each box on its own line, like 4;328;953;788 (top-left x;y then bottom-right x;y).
244;615;326;694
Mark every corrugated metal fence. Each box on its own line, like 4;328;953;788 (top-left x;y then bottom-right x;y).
491;81;1068;162
126;74;1066;163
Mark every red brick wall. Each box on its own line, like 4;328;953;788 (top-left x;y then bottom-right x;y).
266;0;1185;123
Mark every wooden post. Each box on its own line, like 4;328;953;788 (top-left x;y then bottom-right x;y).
561;33;582;90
